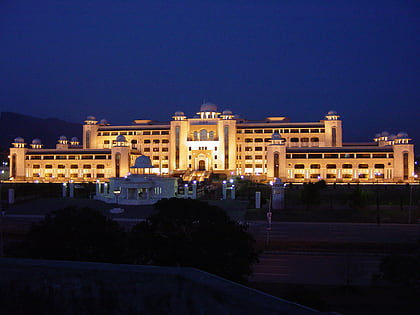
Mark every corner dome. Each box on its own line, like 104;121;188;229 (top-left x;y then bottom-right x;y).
200;102;218;112
86;115;96;120
327;110;338;115
59;135;67;141
116;135;127;142
396;132;409;138
174;111;185;116
99;118;108;125
14;137;24;143
222;109;232;115
71;137;79;142
271;132;282;140
32;138;42;144
131;155;153;169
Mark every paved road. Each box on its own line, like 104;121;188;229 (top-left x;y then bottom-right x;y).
250;252;384;285
247;221;420;244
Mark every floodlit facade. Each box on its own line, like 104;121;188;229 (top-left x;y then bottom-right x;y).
9;103;416;183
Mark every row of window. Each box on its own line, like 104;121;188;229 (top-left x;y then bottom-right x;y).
33;164;106;169
244;137;320;143
98;130;170;136
293;173;383;179
143;148;168;152
286;153;393;159
293;163;386;169
238;128;325;134
27;155;111;160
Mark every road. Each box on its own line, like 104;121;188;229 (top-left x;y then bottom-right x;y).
247;221;420;244
249;252;384;285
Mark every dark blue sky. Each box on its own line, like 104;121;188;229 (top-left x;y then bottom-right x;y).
0;0;418;145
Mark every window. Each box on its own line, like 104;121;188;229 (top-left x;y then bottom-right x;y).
143;131;150;135
342;164;352;169
292;154;306;159
144;148;150;152
308;154;322;158
58;164;65;169
56;156;67;160
359;164;369;169
245;147;252;151
255;155;263;159
255;138;263;142
44;156;54;160
153;148;159;152
290;138;299;142
294;174;304;179
95;155;107;159
310;174;320;179
359;173;368;178
373;154;387;158
255;147;263;151
340;153;354;158
131;140;137;144
161;131;169;135
245;138;253;143
33;164;40;169
144;140;151;144
245;155;252;160
374;164;385;169
82;155;93;160
291;129;299;133
244;130;253;134
162;139;169;143
96;164;105;169
326;174;336;179
255;164;263;168
343;174;352;179
31;156;41;160
162;148;168;152
245;164;253;168
70;164;78;169
324;154;338;158
356;154;370;159
153;156;159;160
326;164;336;169
97;174;105;178
300;129;309;133
44;164;52;169
264;138;271;142
294;164;305;169
152;131;160;135
162;164;169;168
153;139;160;144
310;164;320;169
255;129;263;133
311;137;319;142
83;164;91;169
264;129;273;133
214;155;218;159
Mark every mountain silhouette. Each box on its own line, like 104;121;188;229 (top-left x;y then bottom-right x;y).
0;112;82;156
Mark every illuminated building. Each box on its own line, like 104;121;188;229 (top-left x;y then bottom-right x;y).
9;103;416;183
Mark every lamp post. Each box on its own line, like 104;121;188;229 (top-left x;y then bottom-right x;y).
113;189;121;205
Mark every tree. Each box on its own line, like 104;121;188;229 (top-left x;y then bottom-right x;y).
126;198;259;282
10;206;125;263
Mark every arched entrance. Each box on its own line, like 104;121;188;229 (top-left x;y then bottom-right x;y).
198;160;206;171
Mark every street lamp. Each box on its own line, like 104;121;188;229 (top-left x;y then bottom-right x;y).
113;189;121;205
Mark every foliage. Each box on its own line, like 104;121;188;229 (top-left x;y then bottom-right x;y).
301;181;326;209
10;207;125;263
126;198;259;282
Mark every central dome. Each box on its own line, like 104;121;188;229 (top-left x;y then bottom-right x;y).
200;102;218;112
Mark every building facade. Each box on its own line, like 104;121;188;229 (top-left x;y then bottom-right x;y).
9;103;416;183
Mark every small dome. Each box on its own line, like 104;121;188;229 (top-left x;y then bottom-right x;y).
374;133;381;138
327;110;338;115
32;138;42;144
388;134;397;140
222;109;233;115
86;115;96;120
14;137;24;143
71;137;79;142
381;131;389;137
99;118;108;125
200;102;218;112
116;135;127;142
271;132;282;140
396;132;409;138
131;155;153;169
59;135;67;141
174;111;185;116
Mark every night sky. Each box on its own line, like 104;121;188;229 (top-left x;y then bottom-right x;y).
0;0;418;145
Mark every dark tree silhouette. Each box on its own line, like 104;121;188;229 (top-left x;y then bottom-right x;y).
126;198;259;282
10;206;125;263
